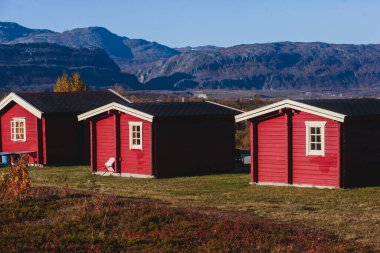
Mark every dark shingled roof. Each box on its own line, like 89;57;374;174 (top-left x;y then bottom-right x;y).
17;91;130;113
126;102;240;117
297;99;380;116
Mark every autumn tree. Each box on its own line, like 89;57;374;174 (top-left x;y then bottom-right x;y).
54;72;70;92
71;72;88;92
54;71;88;92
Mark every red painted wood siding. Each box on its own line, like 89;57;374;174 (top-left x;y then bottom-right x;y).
292;111;339;187
42;117;47;164
120;114;152;175
0;103;39;164
257;114;288;183
95;115;116;172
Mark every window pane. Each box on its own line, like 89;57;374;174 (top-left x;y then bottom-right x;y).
316;144;321;150
316;135;321;142
311;127;315;134
316;127;321;134
311;143;316;150
130;123;142;148
311;135;316;142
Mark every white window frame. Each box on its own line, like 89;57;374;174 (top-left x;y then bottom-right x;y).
305;121;326;156
129;121;143;150
11;117;26;142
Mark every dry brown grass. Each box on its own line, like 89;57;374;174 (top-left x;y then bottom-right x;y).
0;186;375;252
27;166;380;249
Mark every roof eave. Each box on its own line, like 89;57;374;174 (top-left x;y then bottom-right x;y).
235;99;346;123
0;92;43;118
77;102;154;122
107;89;132;103
205;101;245;113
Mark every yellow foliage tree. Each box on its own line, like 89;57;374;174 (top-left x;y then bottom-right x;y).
54;72;88;92
54;72;70;92
71;72;88;92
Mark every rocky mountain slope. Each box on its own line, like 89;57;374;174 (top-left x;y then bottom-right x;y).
0;22;179;70
0;43;140;90
0;22;54;43
135;42;380;90
2;22;380;91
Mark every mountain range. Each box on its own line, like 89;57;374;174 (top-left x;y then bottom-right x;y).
1;21;380;91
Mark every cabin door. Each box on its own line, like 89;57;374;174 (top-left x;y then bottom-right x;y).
257;115;288;184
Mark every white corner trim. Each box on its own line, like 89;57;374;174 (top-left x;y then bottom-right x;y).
120;173;154;178
206;101;245;113
235;99;346;123
93;171;154;178
254;182;290;187
129;121;143;150
305;121;326;156
0;92;43;118
108;89;132;103
77;102;154;122
292;183;337;189
252;181;337;189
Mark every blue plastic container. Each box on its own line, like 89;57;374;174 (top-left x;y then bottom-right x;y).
2;155;9;165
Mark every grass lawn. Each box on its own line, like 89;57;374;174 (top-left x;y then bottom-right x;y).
27;165;380;250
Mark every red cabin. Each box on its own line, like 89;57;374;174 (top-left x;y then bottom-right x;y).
0;90;130;165
236;99;380;188
78;102;240;178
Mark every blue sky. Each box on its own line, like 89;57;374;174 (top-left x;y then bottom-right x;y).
1;0;380;47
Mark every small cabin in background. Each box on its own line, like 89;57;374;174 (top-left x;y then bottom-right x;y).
236;99;380;188
78;102;241;178
0;90;130;165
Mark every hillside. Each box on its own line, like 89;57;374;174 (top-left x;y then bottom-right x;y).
0;22;54;43
0;22;180;70
135;42;380;90
0;43;140;90
2;22;380;92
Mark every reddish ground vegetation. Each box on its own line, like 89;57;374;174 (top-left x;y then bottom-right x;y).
0;186;374;253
